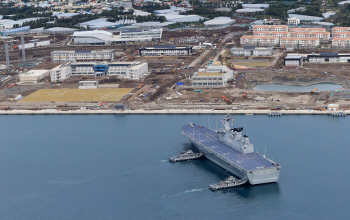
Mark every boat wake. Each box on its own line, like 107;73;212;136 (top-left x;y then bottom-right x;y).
162;188;206;198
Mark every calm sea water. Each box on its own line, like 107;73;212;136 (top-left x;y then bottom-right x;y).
254;83;342;92
0;115;349;220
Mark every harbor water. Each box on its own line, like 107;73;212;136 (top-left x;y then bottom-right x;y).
254;83;342;92
0;115;349;219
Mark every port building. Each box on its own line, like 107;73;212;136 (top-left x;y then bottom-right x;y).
191;66;234;87
139;46;193;56
231;47;274;56
51;50;115;63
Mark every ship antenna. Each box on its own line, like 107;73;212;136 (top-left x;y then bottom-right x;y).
208;117;211;129
264;145;267;158
257;145;259;153
244;124;247;136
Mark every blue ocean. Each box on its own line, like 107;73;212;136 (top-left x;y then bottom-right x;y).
0;115;348;219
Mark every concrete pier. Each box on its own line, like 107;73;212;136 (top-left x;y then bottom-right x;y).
0;109;348;115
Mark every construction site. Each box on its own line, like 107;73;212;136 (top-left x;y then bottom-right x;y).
1;24;350;113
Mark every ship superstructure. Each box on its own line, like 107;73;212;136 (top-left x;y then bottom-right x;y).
182;115;281;185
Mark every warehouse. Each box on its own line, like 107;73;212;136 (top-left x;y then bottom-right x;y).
231;47;274;56
139;46;193;56
72;30;115;45
51;50;115;63
191;66;234;87
72;30;153;45
204;17;235;26
306;53;350;63
19;70;50;83
119;29;162;39
284;55;303;67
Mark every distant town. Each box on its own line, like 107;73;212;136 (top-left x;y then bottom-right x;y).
0;0;350;114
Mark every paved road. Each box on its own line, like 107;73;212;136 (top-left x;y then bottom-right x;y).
188;49;210;68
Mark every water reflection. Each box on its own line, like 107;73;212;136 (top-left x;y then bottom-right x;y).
254;83;342;92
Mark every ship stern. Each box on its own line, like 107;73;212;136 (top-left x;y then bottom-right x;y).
247;166;281;185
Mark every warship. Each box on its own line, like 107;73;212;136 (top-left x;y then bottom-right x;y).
182;114;281;185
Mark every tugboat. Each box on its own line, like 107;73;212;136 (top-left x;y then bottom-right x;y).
209;176;247;191
169;150;204;162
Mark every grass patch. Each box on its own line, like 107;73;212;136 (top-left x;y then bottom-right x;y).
20;88;133;102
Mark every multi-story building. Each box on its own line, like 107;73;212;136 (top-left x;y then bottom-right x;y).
119;29;162;39
332;27;350;34
51;50;115;63
49;61;148;80
191;66;234;87
332;38;350;48
107;61;148;79
139;45;193;56
290;31;330;42
50;63;72;82
280;37;319;49
252;25;288;33
231;47;274;56
289;28;326;34
253;31;290;38
288;17;300;25
332;32;350;38
240;36;279;47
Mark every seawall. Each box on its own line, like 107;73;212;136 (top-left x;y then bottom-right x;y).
0;109;348;115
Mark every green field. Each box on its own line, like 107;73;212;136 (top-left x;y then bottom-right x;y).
20;88;133;102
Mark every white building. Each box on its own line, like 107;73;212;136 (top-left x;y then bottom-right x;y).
107;61;148;79
288;17;300;25
284;55;303;66
51;50;115;63
119;29;162;39
191;66;234;87
73;30;115;45
327;104;339;111
60;61;149;80
50;64;72;82
139;46;193;56
72;30;153;45
231;47;274;56
19;70;50;83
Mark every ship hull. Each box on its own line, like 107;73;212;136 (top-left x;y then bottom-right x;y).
189;139;280;185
